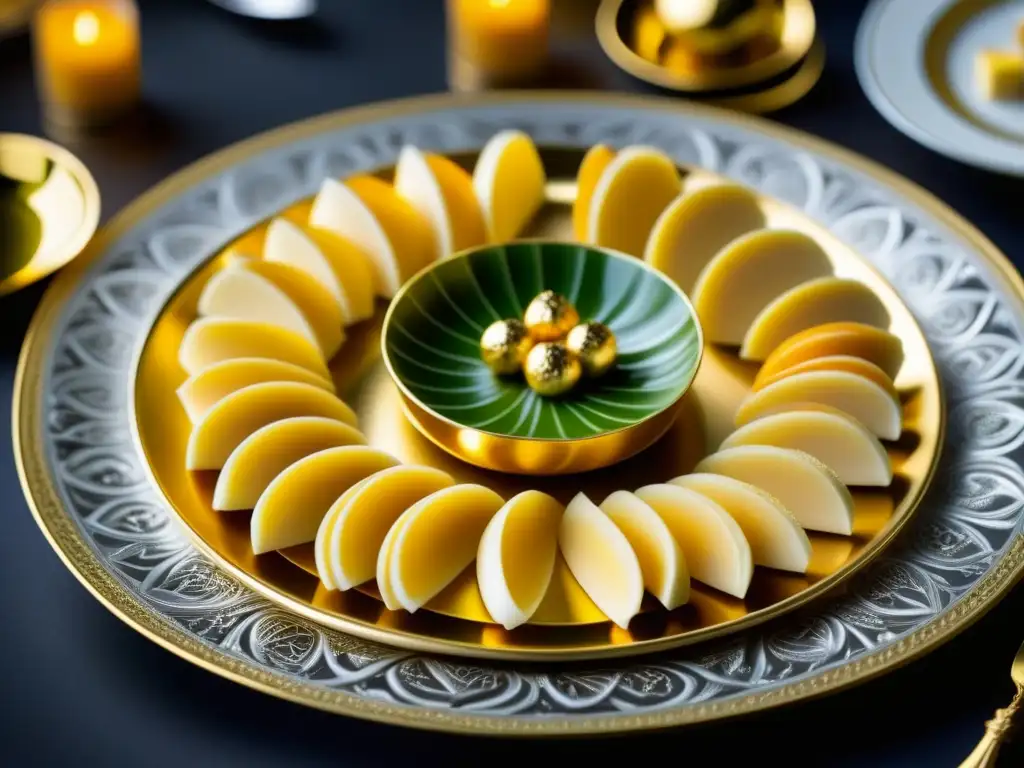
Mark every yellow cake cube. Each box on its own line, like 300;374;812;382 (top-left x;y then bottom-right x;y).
976;50;1024;100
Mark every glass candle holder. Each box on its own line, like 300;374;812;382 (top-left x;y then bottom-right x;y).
447;0;550;87
33;0;141;130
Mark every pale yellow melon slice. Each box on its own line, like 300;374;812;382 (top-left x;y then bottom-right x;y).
755;322;905;384
185;381;357;470
740;277;891;361
572;144;616;241
213;416;366;511
736;369;902;441
394;145;487;259
633;484;754;598
176;357;334;423
644;184;766;294
721;409;892;486
178;318;330;379
235;258;346;358
752;354;898;400
263;217;374;323
668;473;811;573
587;146;682;257
387;484;504;612
348;175;436;283
318;465;455;591
315;477;372;591
559;492;644;629
473;130;546;243
599;490;690;610
197;265;320;350
695;446;855;535
692;230;834;345
250;446;399;554
376;512;404;610
476;490;563;629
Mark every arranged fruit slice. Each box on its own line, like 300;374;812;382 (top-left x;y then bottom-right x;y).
752;354;898;400
721;407;892;486
559;493;644;629
587;146;682;257
309;177;433;298
213;416;366;511
669;474;811;573
317;465;455;591
634;5;666;62
476;490;563;629
394;145;487;259
176;358;334;423
740;277;892;361
644;184;767;294
263;217;374;323
473;130;546;243
386;484;504;613
599;490;690;610
692;230;833;345
250;446;399;554
633;484;754;598
736;369;902;441
185;381;357;470
375;511;404;610
755;322;905;384
695;446;855;535
572;144;616;241
178;318;330;379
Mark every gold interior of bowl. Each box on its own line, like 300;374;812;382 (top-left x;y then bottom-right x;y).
133;147;943;661
0;133;100;296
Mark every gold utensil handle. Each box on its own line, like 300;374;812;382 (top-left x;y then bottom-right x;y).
959;685;1022;768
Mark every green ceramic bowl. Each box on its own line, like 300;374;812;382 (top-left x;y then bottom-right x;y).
382;241;703;474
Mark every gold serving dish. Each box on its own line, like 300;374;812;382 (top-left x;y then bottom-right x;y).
133;146;943;661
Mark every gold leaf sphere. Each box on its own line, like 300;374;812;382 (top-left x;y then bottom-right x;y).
524;342;582;397
480;318;533;375
566;321;618;378
523;290;580;342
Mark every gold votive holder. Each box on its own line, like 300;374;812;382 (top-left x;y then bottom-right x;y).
446;0;551;89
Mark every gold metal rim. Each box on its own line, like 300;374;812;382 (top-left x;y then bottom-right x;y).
14;90;1024;735
595;0;816;93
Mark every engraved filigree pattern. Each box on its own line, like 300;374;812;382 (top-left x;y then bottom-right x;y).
30;101;1024;726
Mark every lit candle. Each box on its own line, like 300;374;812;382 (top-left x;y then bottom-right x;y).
33;0;141;129
448;0;550;83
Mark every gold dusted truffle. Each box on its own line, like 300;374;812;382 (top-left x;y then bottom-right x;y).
480;318;533;375
524;342;582;397
523;290;580;342
566;322;618;378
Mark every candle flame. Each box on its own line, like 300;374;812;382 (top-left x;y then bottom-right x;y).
488;0;512;7
72;11;100;46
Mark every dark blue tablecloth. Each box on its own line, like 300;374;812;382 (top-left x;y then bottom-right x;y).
2;1;1023;765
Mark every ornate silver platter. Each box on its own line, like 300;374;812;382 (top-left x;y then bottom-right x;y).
15;92;1024;735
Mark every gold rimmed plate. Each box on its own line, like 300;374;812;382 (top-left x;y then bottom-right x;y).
132;147;943;661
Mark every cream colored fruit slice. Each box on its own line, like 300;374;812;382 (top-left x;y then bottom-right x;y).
213;416;366;511
387;484;504;613
633;484;754;598
476;490;563;629
692;229;834;345
250;446;399;554
316;477;372;591
559;493;644;629
318;465;455;591
752;354;898;400
736;369;902;441
695;446;855;535
176;357;334;423
669;473;811;573
236;258;346;358
599;490;690;610
263;217;374;323
178;318;330;379
644;184;766;294
740;277;891;361
587;146;682;257
349;175;435;283
197;265;321;349
721;408;892;486
185;381;357;470
755;322;905;384
376;512;404;610
572;144;616;241
394;145;487;259
473;129;547;243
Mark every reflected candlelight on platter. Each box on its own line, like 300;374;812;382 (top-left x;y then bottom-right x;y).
447;0;550;84
32;0;141;129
